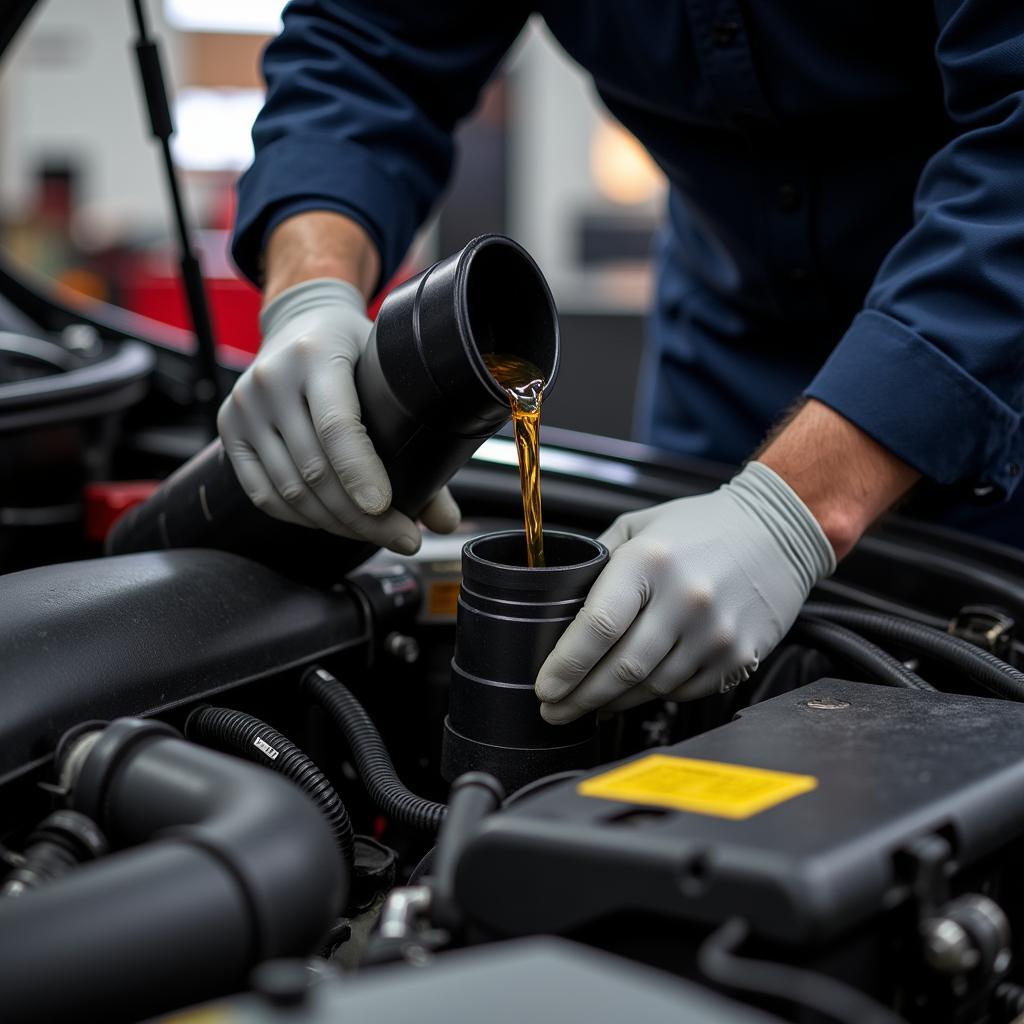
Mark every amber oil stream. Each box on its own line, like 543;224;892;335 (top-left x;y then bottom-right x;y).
483;352;546;568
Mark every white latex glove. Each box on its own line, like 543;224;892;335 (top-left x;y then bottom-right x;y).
535;461;836;723
218;278;461;553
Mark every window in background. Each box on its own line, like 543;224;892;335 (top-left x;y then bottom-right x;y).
0;5;655;439
164;0;283;35
0;0;277;355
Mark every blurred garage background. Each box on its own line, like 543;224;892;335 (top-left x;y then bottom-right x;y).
0;1;668;439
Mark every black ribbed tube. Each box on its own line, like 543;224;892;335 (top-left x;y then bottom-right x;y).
186;706;354;867
995;981;1024;1018
302;666;446;833
803;603;1024;702
793;617;935;691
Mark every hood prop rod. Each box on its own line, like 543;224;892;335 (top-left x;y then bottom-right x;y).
129;0;223;434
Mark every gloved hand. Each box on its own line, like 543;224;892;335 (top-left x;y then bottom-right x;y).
535;461;836;723
218;278;461;553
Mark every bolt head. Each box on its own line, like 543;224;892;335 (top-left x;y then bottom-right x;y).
923;918;978;975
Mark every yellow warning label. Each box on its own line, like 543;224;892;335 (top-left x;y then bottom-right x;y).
577;754;817;820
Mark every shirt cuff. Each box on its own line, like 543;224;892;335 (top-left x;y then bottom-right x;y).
231;133;421;292
804;309;1024;500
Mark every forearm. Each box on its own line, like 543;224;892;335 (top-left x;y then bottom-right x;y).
757;399;920;560
262;211;381;307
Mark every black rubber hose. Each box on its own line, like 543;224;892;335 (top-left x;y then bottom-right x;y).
994;981;1024;1019
302;666;447;832
0;718;343;1024
698;918;907;1024
804;602;1024;701
793;617;935;691
185;705;354;869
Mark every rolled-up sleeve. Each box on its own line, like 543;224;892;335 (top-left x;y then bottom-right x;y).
805;0;1024;499
231;0;528;288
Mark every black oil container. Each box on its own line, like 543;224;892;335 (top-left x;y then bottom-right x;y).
107;235;559;583
442;530;608;794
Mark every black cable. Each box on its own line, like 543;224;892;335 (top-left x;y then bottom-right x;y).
812;579;947;630
698;918;908;1024
185;705;354;868
793;617;935;691
804;602;1024;701
504;770;584;806
408;847;435;884
410;774;564;904
302;666;447;833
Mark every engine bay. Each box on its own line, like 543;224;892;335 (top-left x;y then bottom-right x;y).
4;498;1024;1024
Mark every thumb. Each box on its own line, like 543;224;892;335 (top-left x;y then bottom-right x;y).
598;514;635;554
420;486;462;534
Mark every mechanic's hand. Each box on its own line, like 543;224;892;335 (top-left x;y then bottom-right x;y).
218;278;460;553
535;461;836;723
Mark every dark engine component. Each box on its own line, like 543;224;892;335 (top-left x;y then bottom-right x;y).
0;331;153;571
0;548;368;784
442;530;607;792
0;809;106;897
453;678;1024;1016
185;704;356;869
303;665;447;833
188;937;781;1024
0;717;344;1024
107;234;559;582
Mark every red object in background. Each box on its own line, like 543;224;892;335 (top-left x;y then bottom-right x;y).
123;269;263;356
121;258;405;361
84;481;160;544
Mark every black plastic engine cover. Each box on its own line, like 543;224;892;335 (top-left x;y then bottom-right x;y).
0;549;368;783
454;679;1024;945
180;937;780;1023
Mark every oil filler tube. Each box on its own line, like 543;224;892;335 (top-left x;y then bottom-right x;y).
107;235;559;582
443;530;609;793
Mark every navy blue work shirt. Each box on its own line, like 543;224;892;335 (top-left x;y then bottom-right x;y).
232;1;1024;539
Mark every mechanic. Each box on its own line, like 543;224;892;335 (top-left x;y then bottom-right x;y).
224;2;1024;724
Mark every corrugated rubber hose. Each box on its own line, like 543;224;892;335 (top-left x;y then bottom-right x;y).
793;617;935;691
803;603;1024;702
302;666;447;833
186;705;354;868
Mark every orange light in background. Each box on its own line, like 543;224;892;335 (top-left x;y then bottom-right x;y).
590;118;665;205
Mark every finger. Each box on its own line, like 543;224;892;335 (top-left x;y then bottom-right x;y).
603;653;751;713
597;515;632;554
597;504;658;553
266;389;423;551
535;552;647;704
247;425;367;537
420;487;461;534
223;437;316;529
539;608;678;724
305;364;393;516
664;662;743;702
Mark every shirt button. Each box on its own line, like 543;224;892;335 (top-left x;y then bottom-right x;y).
711;21;739;46
777;183;801;212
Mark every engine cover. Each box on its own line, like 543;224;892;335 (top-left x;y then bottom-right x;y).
454;679;1024;945
0;549;367;783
